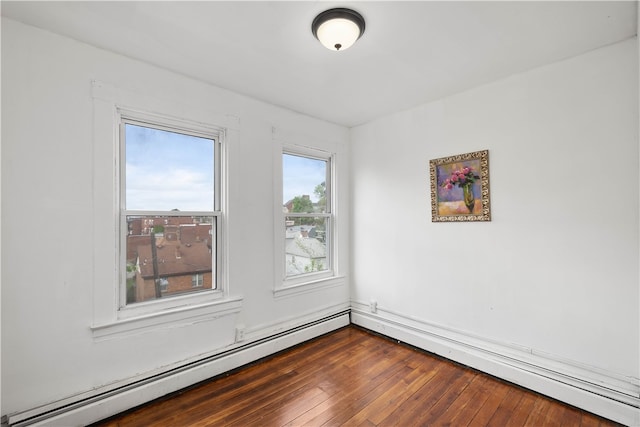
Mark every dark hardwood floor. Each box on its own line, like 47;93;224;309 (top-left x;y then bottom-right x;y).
94;326;621;426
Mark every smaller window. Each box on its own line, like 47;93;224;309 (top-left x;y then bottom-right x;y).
282;150;332;281
159;277;169;292
192;273;204;288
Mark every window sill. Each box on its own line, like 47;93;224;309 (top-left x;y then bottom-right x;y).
91;295;243;341
274;275;346;299
117;289;228;320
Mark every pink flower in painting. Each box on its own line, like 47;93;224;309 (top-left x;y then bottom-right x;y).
441;165;480;190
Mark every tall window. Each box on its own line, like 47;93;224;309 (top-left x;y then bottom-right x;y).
282;151;332;280
120;118;220;306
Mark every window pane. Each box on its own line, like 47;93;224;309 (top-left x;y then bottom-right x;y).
283;154;327;213
125;215;214;304
285;216;328;277
125;124;214;211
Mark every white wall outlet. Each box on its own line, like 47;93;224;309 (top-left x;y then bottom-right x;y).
235;325;245;342
369;299;378;314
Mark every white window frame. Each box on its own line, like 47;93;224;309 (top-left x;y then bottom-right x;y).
277;145;337;291
117;110;225;319
192;273;204;288
90;80;241;338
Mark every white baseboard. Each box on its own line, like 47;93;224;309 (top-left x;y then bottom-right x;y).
350;302;639;426
5;311;350;427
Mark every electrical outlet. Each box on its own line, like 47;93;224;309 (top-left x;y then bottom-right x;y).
369;300;378;314
235;325;245;342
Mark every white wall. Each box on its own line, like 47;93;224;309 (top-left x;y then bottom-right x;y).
1;18;350;419
350;38;639;423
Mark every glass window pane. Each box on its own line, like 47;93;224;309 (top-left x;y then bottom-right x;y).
285;216;328;277
125;215;214;304
125;124;214;211
283;154;327;214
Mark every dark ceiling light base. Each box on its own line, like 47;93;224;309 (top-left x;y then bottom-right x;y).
312;8;365;51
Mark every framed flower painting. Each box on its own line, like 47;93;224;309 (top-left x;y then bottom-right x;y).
429;150;491;222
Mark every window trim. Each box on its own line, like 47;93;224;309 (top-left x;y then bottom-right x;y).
277;144;337;291
90;80;240;335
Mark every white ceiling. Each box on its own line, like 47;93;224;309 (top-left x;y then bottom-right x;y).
2;1;637;127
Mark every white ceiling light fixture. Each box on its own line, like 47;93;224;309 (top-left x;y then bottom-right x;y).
312;8;365;51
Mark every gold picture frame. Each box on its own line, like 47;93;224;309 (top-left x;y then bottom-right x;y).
430;150;491;222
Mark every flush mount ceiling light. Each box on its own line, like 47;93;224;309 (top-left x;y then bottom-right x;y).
312;8;365;51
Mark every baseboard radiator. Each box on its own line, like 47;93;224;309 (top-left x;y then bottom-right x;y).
3;310;350;427
350;303;640;427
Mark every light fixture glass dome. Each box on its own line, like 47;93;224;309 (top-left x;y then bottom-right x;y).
312;8;365;52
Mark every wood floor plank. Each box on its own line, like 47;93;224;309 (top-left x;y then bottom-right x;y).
376;361;465;426
281;392;336;426
427;374;490;426
305;347;415;425
329;355;435;425
523;395;552;426
485;387;525;426
92;326;622;427
467;378;513;426
225;339;377;426
543;397;567;427
208;350;359;425
504;389;539;426
581;413;610;427
344;356;440;425
180;330;366;426
218;385;329;427
238;330;407;426
559;406;584;426
410;367;476;425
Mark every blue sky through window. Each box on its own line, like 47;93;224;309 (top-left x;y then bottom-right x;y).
283;154;326;204
125;124;214;211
